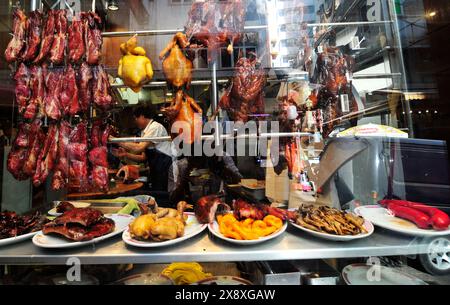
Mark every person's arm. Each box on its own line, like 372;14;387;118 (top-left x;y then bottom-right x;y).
124;151;146;163
118;141;151;153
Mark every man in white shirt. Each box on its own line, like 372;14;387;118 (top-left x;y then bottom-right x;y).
111;105;173;191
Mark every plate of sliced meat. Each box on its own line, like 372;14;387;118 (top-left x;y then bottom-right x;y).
0;211;47;247
48;201;91;216
33;208;133;249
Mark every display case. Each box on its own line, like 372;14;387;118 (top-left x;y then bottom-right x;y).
0;0;449;286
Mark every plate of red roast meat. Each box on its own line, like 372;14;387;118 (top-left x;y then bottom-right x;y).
33;203;134;249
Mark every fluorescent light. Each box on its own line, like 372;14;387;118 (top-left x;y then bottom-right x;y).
428;11;437;17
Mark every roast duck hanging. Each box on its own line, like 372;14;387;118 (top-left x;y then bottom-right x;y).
118;35;154;93
219;53;266;122
159;32;193;89
185;0;246;61
162;90;203;145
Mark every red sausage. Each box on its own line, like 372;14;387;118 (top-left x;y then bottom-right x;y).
386;203;431;229
380;199;450;230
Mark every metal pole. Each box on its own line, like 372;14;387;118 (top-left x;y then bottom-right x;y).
108;132;312;143
102;25;269;37
211;61;221;147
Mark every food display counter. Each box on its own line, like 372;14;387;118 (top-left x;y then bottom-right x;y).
0;229;431;265
1;0;449;287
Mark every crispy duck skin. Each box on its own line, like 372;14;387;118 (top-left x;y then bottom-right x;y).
7;123;31;180
52;120;71;190
52;207;103;227
78;62;93;111
23;11;43;62
5;8;27;63
68;16;85;63
49;10;68;65
43;217;114;241
43;66;62;120
34;10;56;63
195;195;230;224
14;63;31;114
24;65;45;120
33;124;58;187
233;199;296;221
60;65;80;116
0;211;47;239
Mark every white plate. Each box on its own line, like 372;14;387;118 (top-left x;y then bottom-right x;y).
289;219;374;242
208;217;287;245
122;213;207;248
48;201;92;216
33;214;134;249
192;276;252;285
354;205;450;237
342;263;428;285
0;230;41;247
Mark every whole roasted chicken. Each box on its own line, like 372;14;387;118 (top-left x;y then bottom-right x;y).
220;54;266;122
159;32;192;89
185;0;246;61
118;35;154;93
129;201;192;241
162;90;202;144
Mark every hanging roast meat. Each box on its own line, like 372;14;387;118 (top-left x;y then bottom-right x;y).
43;66;62;120
185;0;246;61
219;54;266;122
34;10;56;63
162;90;203;145
14;63;31;115
5;8;27;63
7;123;31;180
159;32;193;89
82;11;102;65
92;65;112;109
52;121;71;190
33;124;59;187
68;122;89;191
23;10;43;62
60;65;80;116
68;15;85;63
24;65;45;120
22;120;45;177
89;120;110;192
49;10;68;65
78;62;93;112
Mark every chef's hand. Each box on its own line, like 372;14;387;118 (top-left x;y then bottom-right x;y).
116;165;140;181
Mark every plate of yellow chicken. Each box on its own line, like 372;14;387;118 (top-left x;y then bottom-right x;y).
208;213;287;245
122;201;207;247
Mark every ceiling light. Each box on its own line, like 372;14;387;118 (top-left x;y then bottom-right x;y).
108;0;119;11
428;11;437;17
166;92;173;97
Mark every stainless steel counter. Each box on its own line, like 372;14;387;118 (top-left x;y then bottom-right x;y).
0;227;437;265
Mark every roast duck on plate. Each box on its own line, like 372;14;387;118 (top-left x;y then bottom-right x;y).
43;206;115;242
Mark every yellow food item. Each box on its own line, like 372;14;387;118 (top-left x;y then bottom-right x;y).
128;214;156;240
118;35;154;93
162;262;212;285
217;214;283;240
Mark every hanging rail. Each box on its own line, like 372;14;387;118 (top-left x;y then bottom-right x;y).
109;132;312;143
102;25;269;37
